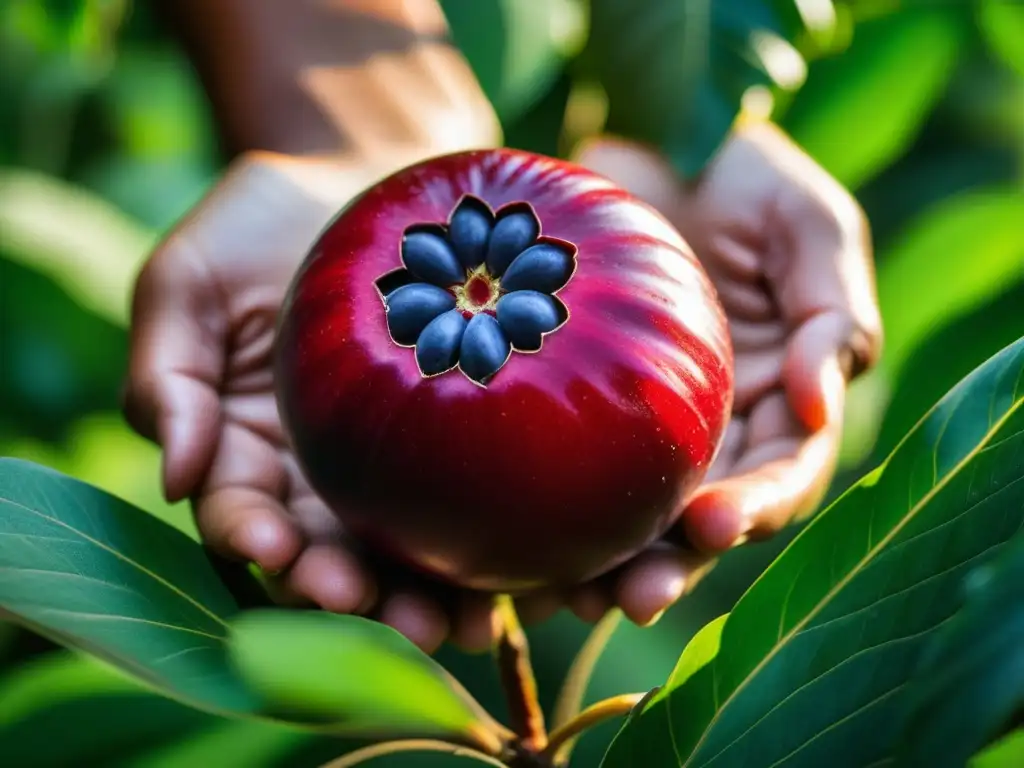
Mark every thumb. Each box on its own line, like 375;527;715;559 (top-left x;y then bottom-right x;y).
782;310;853;434
121;242;225;502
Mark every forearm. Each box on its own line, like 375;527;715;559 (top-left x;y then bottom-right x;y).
155;0;501;159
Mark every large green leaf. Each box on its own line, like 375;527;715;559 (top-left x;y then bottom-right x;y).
875;276;1024;459
440;0;586;124
228;610;504;751
897;530;1024;767
586;0;815;177
782;6;963;189
0;458;256;714
602;334;1024;767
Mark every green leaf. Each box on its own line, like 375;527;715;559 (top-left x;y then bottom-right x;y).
0;458;257;714
896;530;1024;767
875;187;1024;381
586;0;814;177
120;720;313;768
440;0;586;123
782;6;963;189
972;730;1024;768
0;651;214;767
979;0;1024;79
0;167;157;327
602;334;1024;767
875;276;1024;459
228;609;504;752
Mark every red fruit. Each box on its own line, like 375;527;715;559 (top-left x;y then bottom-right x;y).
274;148;733;593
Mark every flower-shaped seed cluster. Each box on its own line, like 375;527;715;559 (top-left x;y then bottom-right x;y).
376;196;576;385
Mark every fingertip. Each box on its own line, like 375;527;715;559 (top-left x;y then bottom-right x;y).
228;514;304;574
567;585;613;625
783;312;852;433
682;489;748;553
449;594;498;654
286;545;375;615
514;589;564;626
614;552;689;627
379;592;450;654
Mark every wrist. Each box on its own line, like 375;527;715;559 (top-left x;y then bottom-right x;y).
162;0;501;158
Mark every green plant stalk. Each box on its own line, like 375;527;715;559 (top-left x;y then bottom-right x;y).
551;608;623;729
318;738;512;768
495;594;548;752
543;693;646;765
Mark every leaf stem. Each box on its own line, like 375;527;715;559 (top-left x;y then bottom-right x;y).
318;739;512;768
541;693;646;764
551;608;623;730
494;593;547;752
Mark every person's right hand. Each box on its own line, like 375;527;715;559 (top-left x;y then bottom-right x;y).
122;151;502;654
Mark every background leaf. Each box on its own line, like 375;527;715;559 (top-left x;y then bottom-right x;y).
781;5;963;189
440;0;586;124
978;0;1024;80
602;334;1024;767
586;0;814;177
874;187;1024;381
0;458;256;714
228;610;503;752
896;530;1024;767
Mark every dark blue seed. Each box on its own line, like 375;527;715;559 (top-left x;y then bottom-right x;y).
460;313;511;384
385;283;456;345
416;310;467;375
402;230;465;287
485;211;540;277
496;290;563;351
499;244;574;294
448;198;493;269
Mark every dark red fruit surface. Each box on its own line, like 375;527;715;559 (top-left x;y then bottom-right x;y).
274;148;734;593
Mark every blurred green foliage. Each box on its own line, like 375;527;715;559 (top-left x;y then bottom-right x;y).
0;0;1022;766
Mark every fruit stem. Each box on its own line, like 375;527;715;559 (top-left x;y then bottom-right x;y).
540;693;646;765
551;608;623;730
494;593;547;752
318;739;512;768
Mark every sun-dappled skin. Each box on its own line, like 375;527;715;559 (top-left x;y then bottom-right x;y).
273;148;734;592
123;0;882;652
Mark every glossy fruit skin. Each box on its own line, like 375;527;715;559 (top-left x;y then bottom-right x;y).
274;148;734;593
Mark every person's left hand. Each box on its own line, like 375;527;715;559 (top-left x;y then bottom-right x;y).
518;119;883;628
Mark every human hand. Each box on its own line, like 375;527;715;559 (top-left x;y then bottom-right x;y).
517;119;883;627
123;150;508;654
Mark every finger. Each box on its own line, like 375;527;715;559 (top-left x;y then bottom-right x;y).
611;545;715;627
733;347;785;414
448;592;499;653
729;318;787;352
122;243;226;501
783;310;852;433
705;416;747;483
565;583;614;625
195;486;305;574
194;423;305;572
283;544;377;615
572;136;682;215
513;589;565;626
747;123;883;376
682;412;840;551
377;591;450;654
